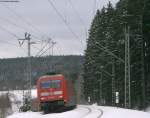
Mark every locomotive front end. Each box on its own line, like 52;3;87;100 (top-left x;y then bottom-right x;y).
37;74;68;112
40;80;64;102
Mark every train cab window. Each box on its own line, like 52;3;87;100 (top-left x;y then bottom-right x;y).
41;80;61;89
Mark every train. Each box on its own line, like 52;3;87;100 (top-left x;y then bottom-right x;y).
36;74;77;113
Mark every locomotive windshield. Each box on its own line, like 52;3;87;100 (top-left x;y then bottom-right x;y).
41;80;61;89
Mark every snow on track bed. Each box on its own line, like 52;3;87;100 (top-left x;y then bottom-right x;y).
7;105;103;118
7;106;93;118
7;104;150;118
97;109;103;118
79;105;103;118
2;90;150;118
78;106;92;118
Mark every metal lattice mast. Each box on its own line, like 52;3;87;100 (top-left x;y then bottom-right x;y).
112;58;115;106
51;41;56;56
18;33;33;106
124;25;131;108
27;34;32;102
99;72;103;104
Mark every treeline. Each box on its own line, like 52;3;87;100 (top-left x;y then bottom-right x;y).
0;55;84;90
83;0;150;109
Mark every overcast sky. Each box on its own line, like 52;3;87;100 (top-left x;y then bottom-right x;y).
0;0;118;58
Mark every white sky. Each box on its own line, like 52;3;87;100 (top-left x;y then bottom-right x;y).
0;0;118;58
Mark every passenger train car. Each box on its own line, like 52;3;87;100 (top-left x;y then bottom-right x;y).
37;74;76;113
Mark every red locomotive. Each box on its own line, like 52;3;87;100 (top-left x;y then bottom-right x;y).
37;74;76;113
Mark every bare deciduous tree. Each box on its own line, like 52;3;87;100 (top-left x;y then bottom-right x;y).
0;93;12;118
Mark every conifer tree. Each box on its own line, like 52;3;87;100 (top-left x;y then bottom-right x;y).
84;0;150;109
143;0;150;107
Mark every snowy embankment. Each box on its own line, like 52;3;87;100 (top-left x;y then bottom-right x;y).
7;104;150;118
146;107;150;113
0;89;37;113
100;105;150;118
1;90;150;118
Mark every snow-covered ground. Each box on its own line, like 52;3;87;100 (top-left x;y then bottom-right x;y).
0;89;37;113
7;104;150;118
146;107;150;113
1;90;150;118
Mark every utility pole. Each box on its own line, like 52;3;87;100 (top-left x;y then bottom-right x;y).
140;4;146;108
96;24;132;108
18;33;35;108
112;58;115;106
51;41;56;71
99;72;103;105
51;41;56;56
124;25;131;108
48;38;52;56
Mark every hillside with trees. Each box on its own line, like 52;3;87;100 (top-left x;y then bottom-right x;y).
83;0;150;109
0;55;84;90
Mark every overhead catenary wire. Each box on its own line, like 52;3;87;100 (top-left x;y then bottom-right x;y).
0;16;42;41
0;25;20;39
0;1;19;2
0;39;18;47
0;25;27;52
32;45;41;51
35;42;50;57
0;38;27;53
55;43;62;55
38;45;53;57
47;0;83;46
0;39;26;52
93;0;97;15
38;42;56;57
67;0;88;38
0;3;50;39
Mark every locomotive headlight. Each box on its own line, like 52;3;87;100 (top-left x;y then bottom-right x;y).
41;97;46;100
54;91;63;95
41;92;50;96
58;95;63;98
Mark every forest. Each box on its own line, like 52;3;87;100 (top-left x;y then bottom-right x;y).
83;0;150;109
0;55;84;90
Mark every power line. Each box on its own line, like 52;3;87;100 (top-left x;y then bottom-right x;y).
38;45;53;57
32;45;41;51
1;3;50;39
0;39;18;46
93;0;97;15
47;0;83;45
0;0;19;2
68;0;87;38
55;42;63;55
0;0;27;56
0;16;42;40
95;42;125;63
0;25;20;39
0;26;27;52
35;42;49;57
38;41;56;57
0;39;27;53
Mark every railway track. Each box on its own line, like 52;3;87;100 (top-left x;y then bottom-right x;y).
78;106;103;118
78;106;92;118
97;109;103;118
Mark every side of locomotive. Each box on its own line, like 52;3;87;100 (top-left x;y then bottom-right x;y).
37;74;76;113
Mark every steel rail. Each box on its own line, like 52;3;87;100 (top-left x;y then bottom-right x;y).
78;106;92;118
